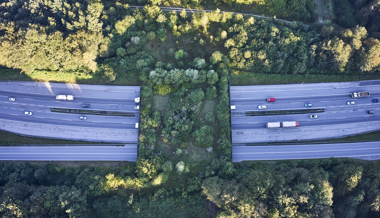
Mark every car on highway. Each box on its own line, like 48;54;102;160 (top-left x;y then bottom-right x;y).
135;123;139;129
258;105;267;109
231;105;236;110
309;115;318;119
305;103;312;107
9;98;15;101
24;111;32;115
82;103;90;108
134;105;140;110
347;101;355;105
80;116;87;120
373;99;379;103
368;110;375;114
267;98;275;102
135;97;140;103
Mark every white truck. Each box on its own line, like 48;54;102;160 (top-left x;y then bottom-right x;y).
56;95;74;100
266;122;281;128
351;92;370;98
281;121;299;128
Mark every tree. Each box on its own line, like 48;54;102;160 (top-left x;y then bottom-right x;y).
188;88;205;104
156;28;167;41
210;51;223;64
207;70;219;85
114;16;135;34
206;86;217;99
201;176;239;207
193;125;213;147
44;186;88;217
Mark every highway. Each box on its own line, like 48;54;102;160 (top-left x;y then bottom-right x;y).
232;141;380;162
0;145;138;162
0;82;140;143
230;80;380;143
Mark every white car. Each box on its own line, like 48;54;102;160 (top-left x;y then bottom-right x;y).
258;105;267;109
134;97;140;103
24;111;32;115
135;123;139;129
9;98;16;101
347;101;355;105
134;105;140;110
309;115;318;119
80;116;87;120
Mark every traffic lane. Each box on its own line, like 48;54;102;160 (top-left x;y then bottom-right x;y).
232;141;380;162
230;83;380;99
0;92;140;105
0;98;139;112
231;108;379;124
0;112;139;129
0;105;139;124
233;141;380;152
230;96;379;110
0;145;138;161
231;114;380;129
230;81;375;92
0;82;140;98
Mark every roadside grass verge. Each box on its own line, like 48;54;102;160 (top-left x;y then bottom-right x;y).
0;130;106;145
0;67;141;86
247;130;380;146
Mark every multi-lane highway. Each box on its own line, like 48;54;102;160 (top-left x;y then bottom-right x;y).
232;141;380;162
230;80;380;143
0;145;138;162
0;82;140;143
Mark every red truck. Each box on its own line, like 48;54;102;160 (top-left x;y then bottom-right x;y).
267;98;275;102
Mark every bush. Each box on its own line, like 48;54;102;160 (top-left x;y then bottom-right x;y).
153;84;178;95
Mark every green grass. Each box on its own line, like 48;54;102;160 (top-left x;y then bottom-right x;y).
0;130;106;145
0;67;140;86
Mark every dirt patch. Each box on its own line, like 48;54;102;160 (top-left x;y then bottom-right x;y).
153;94;171;113
185;142;216;163
201;99;217;119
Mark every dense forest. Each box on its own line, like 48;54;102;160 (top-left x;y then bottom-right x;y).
1;0;380;217
333;0;380;38
2;159;380;217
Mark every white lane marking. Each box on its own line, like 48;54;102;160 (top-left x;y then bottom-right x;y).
62;119;73;121
35;117;45;119
91;121;103;123
336;117;346;119
320;101;330;102
9;114;18;116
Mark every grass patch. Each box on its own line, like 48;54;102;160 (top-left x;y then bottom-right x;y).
0;67;141;86
230;71;380;85
0;130;103;146
244;108;325;116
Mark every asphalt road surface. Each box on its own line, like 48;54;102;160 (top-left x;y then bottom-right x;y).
232;141;380;162
0;82;140;142
230;81;380;143
0;145;137;162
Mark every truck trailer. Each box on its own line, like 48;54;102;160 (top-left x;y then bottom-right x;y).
281;121;299;127
351;92;370;98
266;122;281;128
56;95;74;100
